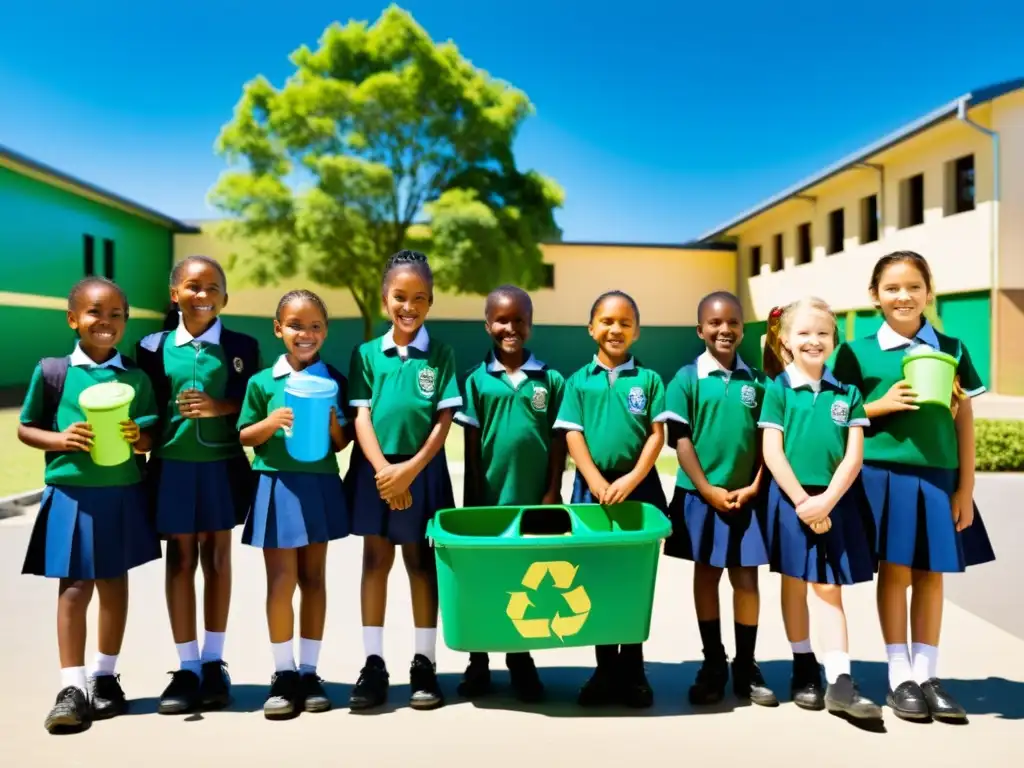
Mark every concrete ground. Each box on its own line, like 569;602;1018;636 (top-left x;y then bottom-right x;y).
2;473;1023;768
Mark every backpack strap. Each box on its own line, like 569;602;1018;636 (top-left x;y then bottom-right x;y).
220;329;261;402
39;356;71;430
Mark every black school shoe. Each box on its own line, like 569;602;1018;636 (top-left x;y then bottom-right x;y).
264;671;303;720
158;669;202;715
578;666;619;707
199;660;232;710
409;654;445;710
886;680;930;721
619;665;654;709
920;679;967;722
790;654;825;711
349;655;390;710
301;673;332;713
824;674;883;720
44;686;91;734
689;656;729;706
508;653;545;704
90;674;128;720
457;653;492;699
733;660;779;707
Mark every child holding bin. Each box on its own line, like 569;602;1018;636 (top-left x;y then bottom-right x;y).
554;290;669;708
19;277;161;734
455;285;566;703
238;290;350;720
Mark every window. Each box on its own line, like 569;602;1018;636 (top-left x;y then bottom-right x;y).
899;173;925;228
540;263;555;288
772;233;784;272
860;195;879;243
945;154;975;215
83;234;95;275
827;208;845;254
749;245;762;277
103;239;115;280
796;223;812;264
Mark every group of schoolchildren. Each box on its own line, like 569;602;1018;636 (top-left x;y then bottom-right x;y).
17;247;995;735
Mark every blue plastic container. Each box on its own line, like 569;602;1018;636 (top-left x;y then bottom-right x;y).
284;373;339;462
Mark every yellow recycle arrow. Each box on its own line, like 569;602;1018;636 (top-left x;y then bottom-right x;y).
505;560;590;641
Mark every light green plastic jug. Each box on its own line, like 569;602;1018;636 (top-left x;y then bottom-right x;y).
78;382;136;466
902;348;957;408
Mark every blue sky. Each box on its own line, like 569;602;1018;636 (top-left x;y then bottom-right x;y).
1;1;1021;243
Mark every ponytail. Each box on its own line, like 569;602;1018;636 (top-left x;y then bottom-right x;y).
762;305;787;378
162;302;180;332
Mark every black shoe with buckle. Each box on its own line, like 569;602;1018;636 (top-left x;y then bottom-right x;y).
508;653;545;704
264;671;302;720
349;655;389;711
886;680;930;721
409;654;445;710
920;678;967;722
158;669;201;715
689;655;729;706
44;686;91;734
200;660;231;710
301;673;332;713
457;653;492;699
790;654;825;711
90;674;128;720
825;674;883;720
733;660;779;707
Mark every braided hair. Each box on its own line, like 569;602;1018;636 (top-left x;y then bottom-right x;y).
381;250;433;297
276;289;329;324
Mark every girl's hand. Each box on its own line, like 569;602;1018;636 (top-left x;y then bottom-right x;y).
705;486;735;513
796;495;832;525
588;477;610;504
875;381;919;415
330;407;342;429
602;474;639;506
120;419;140;445
950;376;965;419
731;485;758;510
268;407;295;433
809;518;833;535
387;489;413;511
541;489;562;506
178;389;219;419
59;422;94;452
376;461;415;497
952;487;975;531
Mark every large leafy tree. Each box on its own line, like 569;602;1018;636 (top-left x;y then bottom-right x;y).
210;5;564;339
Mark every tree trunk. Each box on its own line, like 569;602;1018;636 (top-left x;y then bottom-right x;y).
362;308;376;342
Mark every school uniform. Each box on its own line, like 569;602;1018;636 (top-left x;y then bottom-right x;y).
831;321;995;572
238;357;350;549
758;365;875;585
21;345;162;580
661;351;770;568
346;326;461;544
136;316;258;536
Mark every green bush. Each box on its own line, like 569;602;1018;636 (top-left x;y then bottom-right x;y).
976;419;1024;472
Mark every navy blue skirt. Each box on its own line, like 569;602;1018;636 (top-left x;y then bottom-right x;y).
346;447;454;544
664;487;770;568
148;456;254;536
861;461;995;573
570;467;668;511
765;480;875;585
243;471;349;549
23;484;161;580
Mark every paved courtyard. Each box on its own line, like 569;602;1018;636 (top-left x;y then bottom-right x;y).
1;473;1022;767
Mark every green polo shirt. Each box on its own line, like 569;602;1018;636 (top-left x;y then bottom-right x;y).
829;321;983;470
664;352;768;491
144;321;246;462
348;326;462;456
554;356;668;474
238;358;347;475
758;366;868;488
456;352;565;505
20;350;158;487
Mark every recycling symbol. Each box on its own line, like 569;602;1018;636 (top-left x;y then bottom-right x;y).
506;561;591;641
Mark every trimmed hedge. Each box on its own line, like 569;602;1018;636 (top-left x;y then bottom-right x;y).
976;419;1024;472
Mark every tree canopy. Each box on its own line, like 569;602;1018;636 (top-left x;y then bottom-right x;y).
210;5;564;338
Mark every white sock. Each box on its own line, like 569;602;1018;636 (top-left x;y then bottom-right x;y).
201;631;226;663
886;643;914;689
60;666;88;695
176;640;202;676
823;651;851;684
92;652;118;678
791;639;813;655
272;640;296;673
298;638;321;675
911;642;939;684
415;628;437;664
363;626;384;660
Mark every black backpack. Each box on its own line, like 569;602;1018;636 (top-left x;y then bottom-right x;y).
37;355;138;430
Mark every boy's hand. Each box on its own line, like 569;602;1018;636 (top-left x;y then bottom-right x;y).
120;419;140;445
60;422;93;452
952;487;974;531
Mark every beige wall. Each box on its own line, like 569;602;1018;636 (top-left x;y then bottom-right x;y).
994;90;1024;290
174;227;735;326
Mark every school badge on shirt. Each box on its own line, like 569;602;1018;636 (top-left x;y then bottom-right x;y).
830;400;850;425
233;357;244;373
740;384;757;408
531;385;548;412
418;367;436;397
627;386;647;414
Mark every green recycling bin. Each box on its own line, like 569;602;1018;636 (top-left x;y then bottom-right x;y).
426;503;671;653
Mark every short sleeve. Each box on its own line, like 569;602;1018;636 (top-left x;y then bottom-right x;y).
829;343;862;389
435;346;463;411
553;375;584;432
19;364;46;427
237;377;268;430
956;342;986;397
454;371;480;429
547;372;566;431
661;368;692;447
130;372;159;430
847;386;869;427
757;379;785;432
649;373;668;425
348;346;372;408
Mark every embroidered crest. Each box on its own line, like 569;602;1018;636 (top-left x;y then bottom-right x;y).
740;384;757;408
830;400;850;425
233;357;244;373
531;385;548;412
417;367;436;397
627;386;647;414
